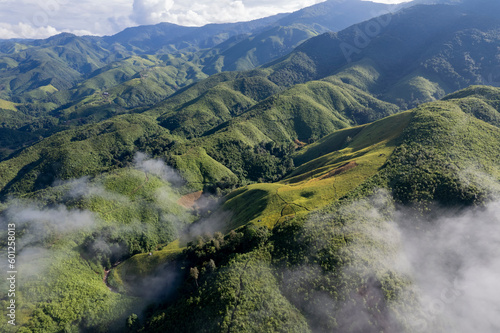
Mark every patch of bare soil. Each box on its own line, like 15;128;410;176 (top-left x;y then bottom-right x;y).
319;161;358;180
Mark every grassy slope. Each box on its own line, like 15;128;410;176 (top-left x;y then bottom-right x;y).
217;111;412;230
140;87;500;333
1;84;498;333
0;99;19;111
169;147;238;186
214;86;500;231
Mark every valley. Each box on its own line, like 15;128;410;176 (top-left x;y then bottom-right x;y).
0;0;499;332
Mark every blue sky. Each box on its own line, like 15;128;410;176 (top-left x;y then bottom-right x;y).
0;0;410;39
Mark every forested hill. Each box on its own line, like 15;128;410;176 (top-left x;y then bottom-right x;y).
0;0;394;100
2;0;500;195
263;0;500;106
0;0;500;332
1;85;499;332
0;0;398;160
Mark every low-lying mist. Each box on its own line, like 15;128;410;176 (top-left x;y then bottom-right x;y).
397;200;500;332
288;186;500;333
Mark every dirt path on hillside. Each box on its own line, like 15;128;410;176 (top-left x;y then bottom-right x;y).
318;161;358;180
103;261;121;293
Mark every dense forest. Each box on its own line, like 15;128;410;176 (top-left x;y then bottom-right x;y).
0;0;499;332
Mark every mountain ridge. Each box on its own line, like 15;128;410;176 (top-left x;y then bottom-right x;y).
1;1;500;332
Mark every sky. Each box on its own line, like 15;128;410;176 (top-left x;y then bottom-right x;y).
0;0;411;39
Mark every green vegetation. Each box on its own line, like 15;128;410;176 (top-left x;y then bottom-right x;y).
0;164;193;332
1;1;500;331
0;99;18;111
2;82;500;333
5;250;137;333
132;89;500;333
139;195;413;333
210;111;412;229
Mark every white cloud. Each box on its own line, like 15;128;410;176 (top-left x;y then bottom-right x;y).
133;152;185;187
0;22;78;39
130;0;328;26
0;0;411;39
364;0;411;3
0;0;133;39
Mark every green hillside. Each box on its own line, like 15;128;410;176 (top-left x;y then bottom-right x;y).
257;1;500;109
2;86;499;332
0;113;242;197
209;85;500;231
1;1;500;332
136;91;500;333
2;0;497;159
0;165;196;332
0;0;393;103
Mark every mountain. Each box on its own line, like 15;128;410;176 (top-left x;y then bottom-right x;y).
102;23;197;53
183;0;396;74
1;1;500;332
2;0;500;196
1;86;499;332
152;0;500;140
137;0;499;148
0;0;403;161
277;0;394;32
0;0;394;100
0;33;113;98
102;13;289;54
266;0;500;106
101;0;396;60
136;88;500;333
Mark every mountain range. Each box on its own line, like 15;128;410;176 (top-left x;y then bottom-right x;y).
0;0;499;332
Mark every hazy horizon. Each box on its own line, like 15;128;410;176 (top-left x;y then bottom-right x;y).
0;0;411;40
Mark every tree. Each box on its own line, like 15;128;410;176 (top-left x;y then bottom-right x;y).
207;259;216;273
190;267;199;287
126;313;140;332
